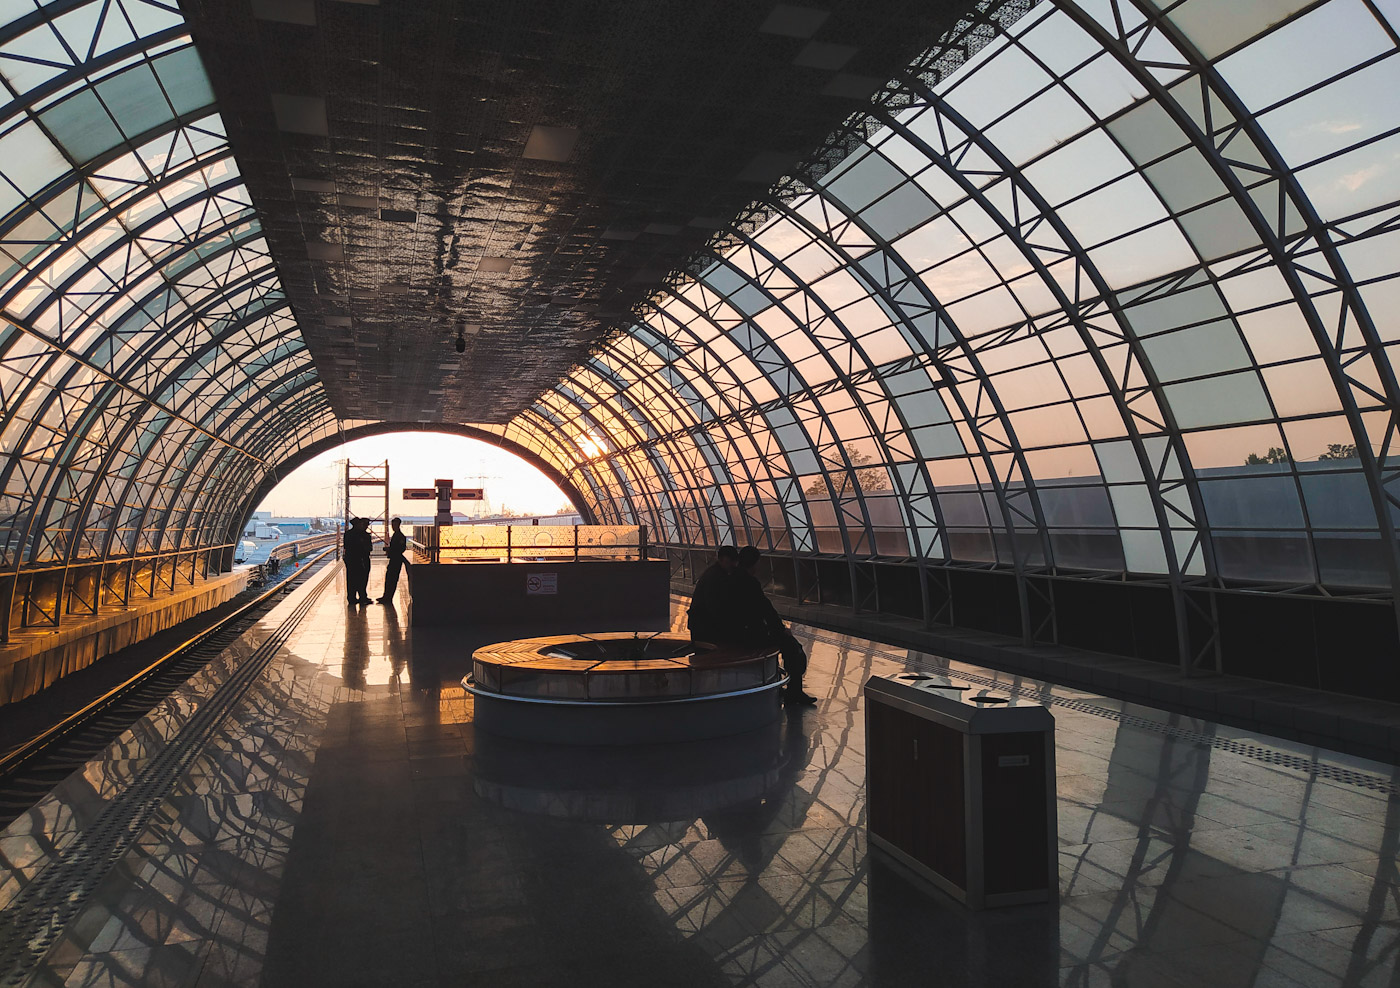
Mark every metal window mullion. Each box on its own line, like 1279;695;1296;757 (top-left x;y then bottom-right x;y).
784;181;1049;636
738;220;954;565
892;71;1212;663
632;294;803;550
1066;0;1400;653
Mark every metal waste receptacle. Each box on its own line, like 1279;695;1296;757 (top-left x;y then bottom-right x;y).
864;673;1057;909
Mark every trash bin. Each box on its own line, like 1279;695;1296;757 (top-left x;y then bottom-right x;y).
864;673;1057;909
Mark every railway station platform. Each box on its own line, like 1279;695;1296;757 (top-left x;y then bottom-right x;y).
1;557;1398;987
0;569;251;709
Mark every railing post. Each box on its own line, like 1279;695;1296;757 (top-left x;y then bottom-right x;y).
573;524;579;563
506;525;512;564
639;524;648;562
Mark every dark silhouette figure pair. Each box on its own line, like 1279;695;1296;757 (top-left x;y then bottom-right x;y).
344;516;410;605
688;544;816;706
343;517;373;604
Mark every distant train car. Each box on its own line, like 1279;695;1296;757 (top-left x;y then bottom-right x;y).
235;539;257;563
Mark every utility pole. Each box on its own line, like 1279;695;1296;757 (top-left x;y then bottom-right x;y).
461;457;501;519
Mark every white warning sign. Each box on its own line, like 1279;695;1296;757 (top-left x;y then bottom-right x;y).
526;572;558;595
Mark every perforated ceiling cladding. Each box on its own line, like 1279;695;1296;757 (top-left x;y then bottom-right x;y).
180;0;967;424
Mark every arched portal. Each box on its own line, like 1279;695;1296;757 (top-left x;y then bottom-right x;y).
233;423;598;545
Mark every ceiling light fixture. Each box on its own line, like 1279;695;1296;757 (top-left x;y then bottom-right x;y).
454;328;467;353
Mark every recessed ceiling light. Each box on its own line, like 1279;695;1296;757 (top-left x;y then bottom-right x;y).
271;94;328;135
461;324;481;335
338;193;378;210
306;242;344;261
477;257;513;273
522;125;580;162
324;315;352;327
251;0;315;25
379;208;417;223
291;176;335;193
643;223;683;235
758;4;829;38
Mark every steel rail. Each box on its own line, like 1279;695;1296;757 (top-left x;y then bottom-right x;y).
0;546;337;780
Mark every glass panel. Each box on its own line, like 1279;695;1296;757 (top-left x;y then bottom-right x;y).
95;62;176;137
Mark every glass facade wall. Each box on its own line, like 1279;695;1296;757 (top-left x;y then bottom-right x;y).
479;0;1400;668
0;0;337;603
2;0;1398;679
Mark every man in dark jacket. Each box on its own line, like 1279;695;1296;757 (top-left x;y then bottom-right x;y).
687;545;739;642
343;517;373;604
378;517;408;604
735;545;816;706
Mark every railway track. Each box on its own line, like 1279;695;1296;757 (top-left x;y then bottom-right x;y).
0;549;338;831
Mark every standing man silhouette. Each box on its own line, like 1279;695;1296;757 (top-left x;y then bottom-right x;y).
378;517;408;604
343;517;373;604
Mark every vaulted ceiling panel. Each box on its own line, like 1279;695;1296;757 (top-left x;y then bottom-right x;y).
179;0;973;422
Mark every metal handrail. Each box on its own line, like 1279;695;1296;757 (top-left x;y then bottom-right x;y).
408;524;649;564
0;546;337;778
265;532;338;564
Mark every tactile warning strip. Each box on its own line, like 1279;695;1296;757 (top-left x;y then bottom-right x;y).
0;568;334;987
798;629;1400;799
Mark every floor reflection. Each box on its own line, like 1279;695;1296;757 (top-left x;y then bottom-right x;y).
4;562;1399;987
474;719;790;822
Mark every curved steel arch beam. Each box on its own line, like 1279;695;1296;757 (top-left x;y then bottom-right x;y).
1042;0;1400;643
226;422;598;549
720;223;958;564
589;296;784;547
637;291;822;552
49;304;309;566
30;305;315;572
766;187;1058;624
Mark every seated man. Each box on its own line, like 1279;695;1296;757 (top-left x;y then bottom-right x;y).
734;545;817;706
687;545;739;642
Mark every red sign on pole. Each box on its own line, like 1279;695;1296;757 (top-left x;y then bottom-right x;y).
403;488;482;500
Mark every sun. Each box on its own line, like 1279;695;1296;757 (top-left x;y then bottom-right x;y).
575;432;610;459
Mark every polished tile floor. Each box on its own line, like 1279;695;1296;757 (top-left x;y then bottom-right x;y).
2;559;1398;987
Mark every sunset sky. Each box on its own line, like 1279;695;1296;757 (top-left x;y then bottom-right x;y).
252;432;574;520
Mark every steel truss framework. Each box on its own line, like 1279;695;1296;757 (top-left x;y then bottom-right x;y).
0;0;338;640
3;0;1400;688
477;0;1400;675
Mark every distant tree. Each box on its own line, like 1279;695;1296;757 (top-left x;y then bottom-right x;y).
804;444;890;496
1244;446;1290;466
1317;443;1359;460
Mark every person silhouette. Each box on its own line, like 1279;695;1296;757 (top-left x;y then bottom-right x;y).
343;517;373;604
378;517;408;604
734;546;816;706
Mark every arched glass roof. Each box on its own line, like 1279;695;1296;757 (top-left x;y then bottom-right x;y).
0;0;337;569
3;0;1399;675
483;0;1400;599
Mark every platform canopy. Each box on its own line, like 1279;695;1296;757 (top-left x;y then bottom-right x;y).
3;0;1400;692
181;0;968;423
